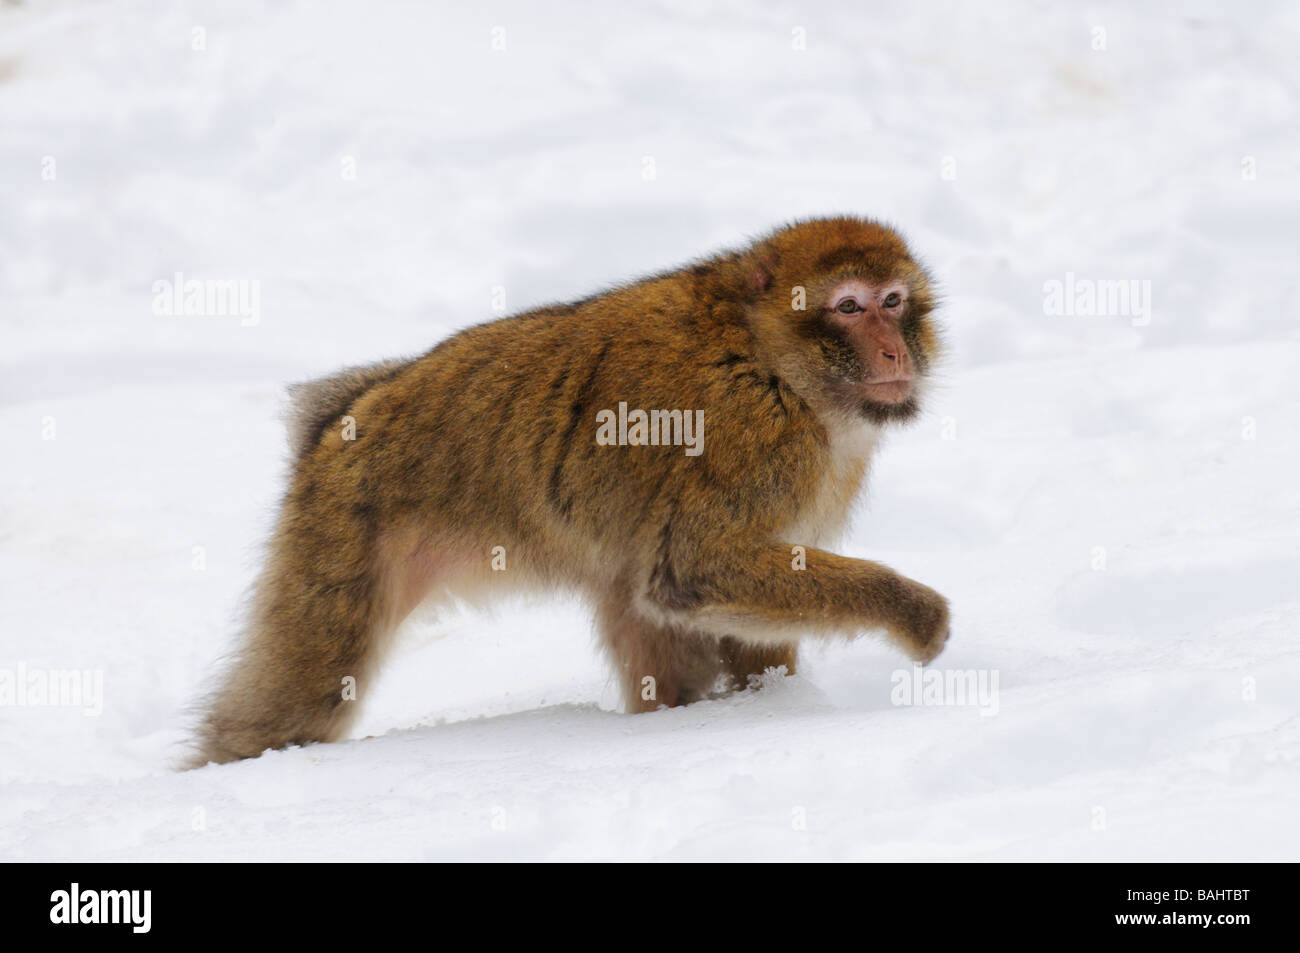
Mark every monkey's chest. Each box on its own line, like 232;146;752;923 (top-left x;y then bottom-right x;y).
784;428;877;546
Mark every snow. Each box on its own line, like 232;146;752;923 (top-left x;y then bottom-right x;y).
2;0;1298;860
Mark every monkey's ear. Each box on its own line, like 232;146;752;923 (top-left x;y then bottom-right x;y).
751;255;776;294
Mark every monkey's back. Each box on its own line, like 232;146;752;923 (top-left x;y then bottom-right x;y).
295;280;825;589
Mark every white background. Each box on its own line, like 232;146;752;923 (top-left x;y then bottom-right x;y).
1;0;1297;859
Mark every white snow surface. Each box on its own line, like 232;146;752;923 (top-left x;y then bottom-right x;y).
1;0;1298;860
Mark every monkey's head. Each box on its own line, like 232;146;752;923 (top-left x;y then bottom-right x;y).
744;217;940;427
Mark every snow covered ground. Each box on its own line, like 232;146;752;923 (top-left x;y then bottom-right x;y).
2;0;1298;860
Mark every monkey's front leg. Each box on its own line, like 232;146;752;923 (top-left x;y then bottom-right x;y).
661;542;949;663
596;587;724;712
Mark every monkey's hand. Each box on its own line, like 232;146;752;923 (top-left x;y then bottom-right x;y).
883;576;950;664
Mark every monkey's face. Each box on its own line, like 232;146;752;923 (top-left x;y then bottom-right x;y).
748;219;940;427
812;275;928;424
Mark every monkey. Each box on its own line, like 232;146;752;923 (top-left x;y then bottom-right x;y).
187;216;949;767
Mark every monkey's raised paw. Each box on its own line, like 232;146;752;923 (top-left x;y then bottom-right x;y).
887;578;950;664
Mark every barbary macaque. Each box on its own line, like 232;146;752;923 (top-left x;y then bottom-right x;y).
188;216;949;767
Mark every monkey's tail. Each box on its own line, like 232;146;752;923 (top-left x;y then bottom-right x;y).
284;356;415;461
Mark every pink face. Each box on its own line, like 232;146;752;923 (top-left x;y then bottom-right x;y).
825;278;913;403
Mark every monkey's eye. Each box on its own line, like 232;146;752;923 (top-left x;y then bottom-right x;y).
883;292;902;308
836;299;860;314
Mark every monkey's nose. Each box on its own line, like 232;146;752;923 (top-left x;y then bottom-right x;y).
881;349;899;363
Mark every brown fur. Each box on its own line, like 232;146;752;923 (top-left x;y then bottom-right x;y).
188;217;949;767
285;357;414;462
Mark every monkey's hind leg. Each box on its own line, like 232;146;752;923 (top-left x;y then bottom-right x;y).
596;595;722;713
187;505;406;767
